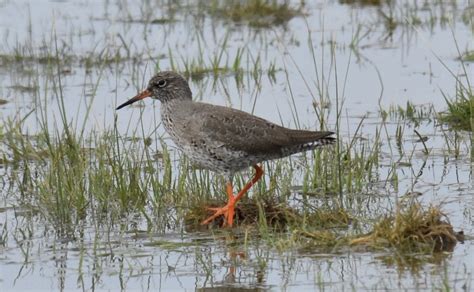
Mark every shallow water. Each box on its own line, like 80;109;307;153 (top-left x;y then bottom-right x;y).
0;0;473;291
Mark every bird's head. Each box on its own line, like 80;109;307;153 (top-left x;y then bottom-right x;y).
116;71;192;110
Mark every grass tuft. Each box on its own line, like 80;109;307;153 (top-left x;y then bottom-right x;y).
184;196;299;232
207;0;303;28
439;85;473;131
350;202;464;252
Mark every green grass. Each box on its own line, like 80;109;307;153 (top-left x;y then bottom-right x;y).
459;50;474;62
439;85;473;131
381;101;435;126
2;115;192;233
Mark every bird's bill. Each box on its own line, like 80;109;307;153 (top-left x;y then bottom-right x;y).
116;89;152;110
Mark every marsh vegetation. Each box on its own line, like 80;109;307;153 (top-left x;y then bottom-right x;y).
0;0;472;291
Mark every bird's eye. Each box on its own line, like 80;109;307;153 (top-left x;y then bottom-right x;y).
157;79;167;88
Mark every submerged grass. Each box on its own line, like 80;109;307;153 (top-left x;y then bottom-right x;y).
206;0;304;27
0;41;147;74
165;38;278;85
381;101;435;126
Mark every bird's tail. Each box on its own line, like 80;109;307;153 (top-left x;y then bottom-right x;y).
281;130;336;156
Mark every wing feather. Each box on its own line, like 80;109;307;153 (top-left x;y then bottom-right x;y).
181;103;333;155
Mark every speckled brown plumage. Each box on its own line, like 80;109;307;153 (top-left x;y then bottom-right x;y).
161;98;334;177
117;71;335;227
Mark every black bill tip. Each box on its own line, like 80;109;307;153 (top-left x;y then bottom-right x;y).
116;89;152;110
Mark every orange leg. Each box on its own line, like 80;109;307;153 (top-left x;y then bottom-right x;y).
226;250;246;282
201;165;264;227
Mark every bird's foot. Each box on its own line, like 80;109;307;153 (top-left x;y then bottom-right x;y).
201;196;237;227
201;165;264;228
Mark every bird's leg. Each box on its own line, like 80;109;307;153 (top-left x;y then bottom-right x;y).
201;165;264;227
233;165;263;202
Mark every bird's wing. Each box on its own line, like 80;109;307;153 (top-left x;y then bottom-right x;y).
183;103;333;155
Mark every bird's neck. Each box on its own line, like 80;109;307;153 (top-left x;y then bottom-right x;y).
160;98;192;137
160;97;191;114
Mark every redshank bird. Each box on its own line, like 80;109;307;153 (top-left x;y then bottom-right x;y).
116;71;335;227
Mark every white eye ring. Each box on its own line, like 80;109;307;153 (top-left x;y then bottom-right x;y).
158;80;167;88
